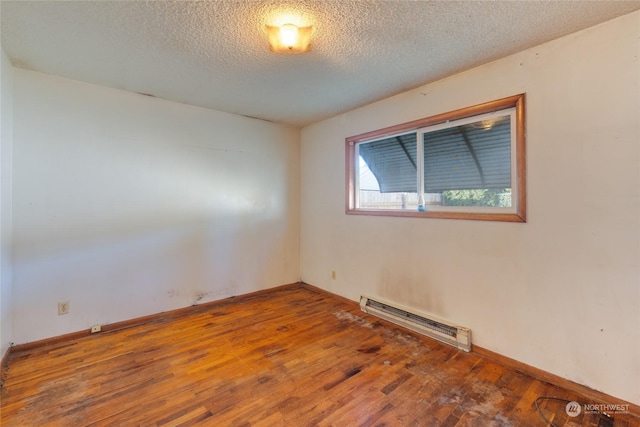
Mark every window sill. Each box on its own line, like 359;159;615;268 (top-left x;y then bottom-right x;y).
346;208;526;222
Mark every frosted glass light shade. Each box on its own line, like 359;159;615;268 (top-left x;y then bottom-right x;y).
266;24;312;54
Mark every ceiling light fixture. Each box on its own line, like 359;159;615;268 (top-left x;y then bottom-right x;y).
266;23;312;54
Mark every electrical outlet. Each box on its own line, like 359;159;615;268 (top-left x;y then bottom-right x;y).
91;325;101;333
58;301;69;315
331;270;336;280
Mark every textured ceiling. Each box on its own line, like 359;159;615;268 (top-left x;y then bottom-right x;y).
2;1;639;127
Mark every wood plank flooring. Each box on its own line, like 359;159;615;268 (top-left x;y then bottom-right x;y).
1;284;638;426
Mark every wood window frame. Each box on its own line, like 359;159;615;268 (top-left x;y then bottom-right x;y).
345;94;526;222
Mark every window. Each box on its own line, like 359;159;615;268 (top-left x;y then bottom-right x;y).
346;94;526;222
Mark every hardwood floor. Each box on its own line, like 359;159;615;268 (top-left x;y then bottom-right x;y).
1;284;638;426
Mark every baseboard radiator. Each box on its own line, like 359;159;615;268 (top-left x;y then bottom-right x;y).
360;295;472;352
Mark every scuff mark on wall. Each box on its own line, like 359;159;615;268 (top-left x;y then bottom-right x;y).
192;291;211;305
166;288;212;305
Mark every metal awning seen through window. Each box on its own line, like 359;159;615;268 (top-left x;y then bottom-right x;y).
358;133;417;193
358;115;511;193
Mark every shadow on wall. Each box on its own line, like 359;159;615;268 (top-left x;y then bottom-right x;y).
377;267;445;317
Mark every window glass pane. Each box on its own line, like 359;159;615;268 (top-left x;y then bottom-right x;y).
357;133;417;209
422;115;512;208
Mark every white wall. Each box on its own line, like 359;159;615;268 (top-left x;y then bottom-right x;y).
1;49;14;357
300;12;640;404
13;70;300;344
